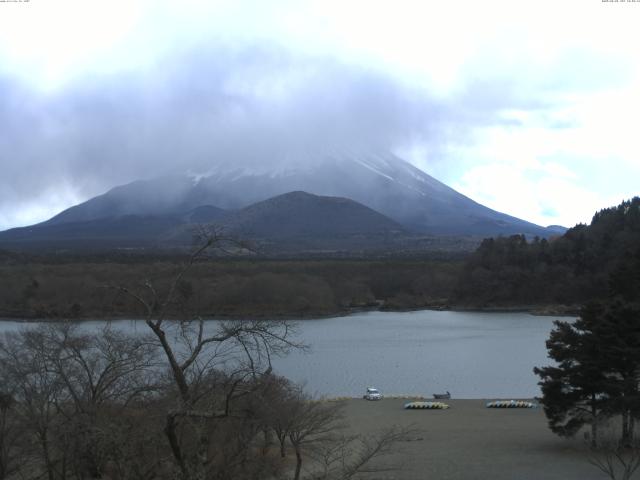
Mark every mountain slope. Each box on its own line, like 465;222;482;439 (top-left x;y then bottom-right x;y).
0;192;408;252
0;215;182;249
41;151;556;237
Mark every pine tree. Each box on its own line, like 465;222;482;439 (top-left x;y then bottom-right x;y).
534;303;610;446
535;300;640;446
591;301;640;445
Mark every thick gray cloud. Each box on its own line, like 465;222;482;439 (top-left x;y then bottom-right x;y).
0;43;550;229
1;1;638;230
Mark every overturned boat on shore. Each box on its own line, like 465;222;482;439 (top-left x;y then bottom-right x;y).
486;400;537;408
404;401;450;410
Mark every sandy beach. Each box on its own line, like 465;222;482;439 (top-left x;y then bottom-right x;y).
341;398;608;479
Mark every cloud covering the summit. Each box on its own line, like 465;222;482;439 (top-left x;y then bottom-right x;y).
0;0;638;229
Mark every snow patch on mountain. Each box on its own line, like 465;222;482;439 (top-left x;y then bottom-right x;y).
352;158;395;181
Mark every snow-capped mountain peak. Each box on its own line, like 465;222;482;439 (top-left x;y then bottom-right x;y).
41;150;551;237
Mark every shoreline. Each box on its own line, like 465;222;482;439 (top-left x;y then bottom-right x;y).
323;396;541;403
0;303;579;323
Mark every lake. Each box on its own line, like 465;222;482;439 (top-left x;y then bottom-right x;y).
0;310;565;399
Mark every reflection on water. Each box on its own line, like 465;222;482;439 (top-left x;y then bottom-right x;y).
0;310;565;398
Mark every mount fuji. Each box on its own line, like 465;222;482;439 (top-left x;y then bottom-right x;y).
0;151;562;252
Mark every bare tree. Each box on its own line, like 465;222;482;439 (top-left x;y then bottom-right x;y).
308;426;412;480
259;374;298;458
101;400;169;480
116;230;303;480
285;398;413;480
287;397;345;480
588;423;640;480
258;377;413;480
0;391;21;480
0;323;162;480
0;329;69;480
38;323;160;479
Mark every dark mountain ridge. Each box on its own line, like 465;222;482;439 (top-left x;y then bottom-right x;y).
0;191;410;253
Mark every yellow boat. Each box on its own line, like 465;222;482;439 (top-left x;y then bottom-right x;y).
404;401;449;409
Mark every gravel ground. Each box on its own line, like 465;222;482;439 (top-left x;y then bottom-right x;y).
340;398;609;480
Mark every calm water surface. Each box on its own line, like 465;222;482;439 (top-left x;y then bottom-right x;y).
0;310;566;399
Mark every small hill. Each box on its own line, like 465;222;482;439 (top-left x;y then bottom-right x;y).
225;191;405;239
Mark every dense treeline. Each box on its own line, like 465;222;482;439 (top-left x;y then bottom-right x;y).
533;232;640;480
2;198;638;319
454;197;640;308
0;259;462;320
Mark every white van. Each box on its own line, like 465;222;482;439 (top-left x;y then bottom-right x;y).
363;387;383;400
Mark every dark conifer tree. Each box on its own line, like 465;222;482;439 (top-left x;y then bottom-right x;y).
591;301;640;445
534;303;610;446
535;258;640;447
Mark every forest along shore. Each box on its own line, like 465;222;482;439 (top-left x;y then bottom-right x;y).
2;198;638;321
0;302;579;322
341;398;601;480
0;258;461;320
3;257;580;321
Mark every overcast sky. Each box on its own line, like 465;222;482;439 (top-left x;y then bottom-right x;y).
1;0;639;230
